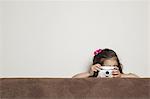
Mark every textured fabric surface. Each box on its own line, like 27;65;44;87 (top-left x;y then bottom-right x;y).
0;78;150;99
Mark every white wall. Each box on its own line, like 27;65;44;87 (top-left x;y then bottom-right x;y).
148;0;150;77
0;0;149;78
0;2;2;77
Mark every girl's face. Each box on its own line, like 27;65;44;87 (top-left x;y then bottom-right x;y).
102;57;118;67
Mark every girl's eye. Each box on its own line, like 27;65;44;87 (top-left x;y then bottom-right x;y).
113;65;118;67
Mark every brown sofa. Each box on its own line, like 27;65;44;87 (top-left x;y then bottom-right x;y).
0;78;150;99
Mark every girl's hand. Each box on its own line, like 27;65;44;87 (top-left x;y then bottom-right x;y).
112;67;121;78
89;64;101;76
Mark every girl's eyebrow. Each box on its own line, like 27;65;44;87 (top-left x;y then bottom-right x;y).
113;65;118;66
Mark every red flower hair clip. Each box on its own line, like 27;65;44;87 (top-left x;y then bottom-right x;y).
94;49;102;55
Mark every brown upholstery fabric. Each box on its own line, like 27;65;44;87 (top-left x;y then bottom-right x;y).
0;78;150;99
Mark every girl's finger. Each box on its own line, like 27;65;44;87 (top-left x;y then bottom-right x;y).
92;64;100;69
94;64;101;67
114;66;119;70
112;70;119;74
95;66;101;69
94;67;100;71
92;66;99;71
113;74;121;78
112;70;121;78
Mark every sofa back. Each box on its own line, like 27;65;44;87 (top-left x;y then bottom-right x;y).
0;78;150;99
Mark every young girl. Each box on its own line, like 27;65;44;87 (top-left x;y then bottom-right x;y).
72;48;139;78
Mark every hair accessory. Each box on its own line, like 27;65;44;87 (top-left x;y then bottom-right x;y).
94;49;102;55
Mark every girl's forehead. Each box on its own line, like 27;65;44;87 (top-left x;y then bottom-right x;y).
101;57;117;62
103;58;118;65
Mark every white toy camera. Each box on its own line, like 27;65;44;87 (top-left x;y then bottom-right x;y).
98;66;117;78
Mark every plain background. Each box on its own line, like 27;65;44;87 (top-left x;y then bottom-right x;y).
0;0;149;78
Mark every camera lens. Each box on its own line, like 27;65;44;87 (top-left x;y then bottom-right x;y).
106;71;109;74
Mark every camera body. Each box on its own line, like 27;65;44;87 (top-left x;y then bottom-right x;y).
98;66;117;78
